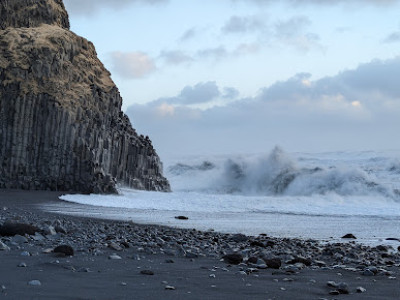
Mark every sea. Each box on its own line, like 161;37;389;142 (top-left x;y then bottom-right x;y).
47;147;400;246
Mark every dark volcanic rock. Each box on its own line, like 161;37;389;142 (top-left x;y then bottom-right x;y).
222;253;243;265
0;0;170;194
263;257;282;269
342;234;357;239
53;245;74;256
0;221;40;236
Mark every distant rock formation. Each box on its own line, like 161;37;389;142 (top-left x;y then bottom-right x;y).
0;0;170;193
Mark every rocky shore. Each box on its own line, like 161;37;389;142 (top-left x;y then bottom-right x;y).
0;190;399;299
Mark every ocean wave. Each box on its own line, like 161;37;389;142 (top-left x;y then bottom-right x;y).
166;147;399;199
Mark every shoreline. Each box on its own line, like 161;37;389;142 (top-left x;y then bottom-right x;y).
1;189;400;299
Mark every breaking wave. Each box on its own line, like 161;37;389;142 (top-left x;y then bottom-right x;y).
167;147;400;199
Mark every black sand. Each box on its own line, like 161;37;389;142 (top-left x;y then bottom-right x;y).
0;190;399;299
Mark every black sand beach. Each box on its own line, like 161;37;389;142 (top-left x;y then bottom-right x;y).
1;190;400;299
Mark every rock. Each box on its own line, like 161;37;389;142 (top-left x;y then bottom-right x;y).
356;286;366;293
28;280;41;286
337;282;349;294
20;251;31;257
18;262;27;268
0;0;170;194
140;270;154;275
54;245;74;256
175;216;189;220
108;253;122;260
108;242;123;251
165;259;175;263
263;258;282;269
222;253;243;265
376;245;388;252
165;285;176;290
362;269;375;276
0;222;40;236
329;290;340;296
231;234;248;242
327;281;338;288
342;234;357;239
287;257;311;266
0;241;10;251
11;235;28;243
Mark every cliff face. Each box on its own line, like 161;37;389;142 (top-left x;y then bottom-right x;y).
0;0;170;193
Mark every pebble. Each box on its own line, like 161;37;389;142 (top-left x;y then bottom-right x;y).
53;245;74;256
0;241;10;251
108;253;122;260
356;286;366;293
165;285;176;290
209;274;216;278
140;270;154;275
18;262;27;267
20;251;30;256
120;282;127;286
28;280;41;286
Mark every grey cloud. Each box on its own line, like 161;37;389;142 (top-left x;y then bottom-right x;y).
222;15;266;34
222;87;240;99
159;50;193;65
127;57;400;157
155;82;221;105
110;51;156;79
179;28;197;42
197;46;228;60
275;16;311;38
64;0;167;16
383;31;400;43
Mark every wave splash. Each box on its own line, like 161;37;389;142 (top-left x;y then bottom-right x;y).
167;147;399;199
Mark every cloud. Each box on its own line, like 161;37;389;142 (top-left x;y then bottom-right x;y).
221;15;266;34
159;50;193;65
274;16;321;51
197;46;228;60
64;0;167;16
179;27;198;42
154;82;221;105
110;51;156;79
127;57;400;157
383;31;400;43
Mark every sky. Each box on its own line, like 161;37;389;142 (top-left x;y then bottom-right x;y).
63;0;400;158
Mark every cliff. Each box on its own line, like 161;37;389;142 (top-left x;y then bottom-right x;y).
0;0;170;193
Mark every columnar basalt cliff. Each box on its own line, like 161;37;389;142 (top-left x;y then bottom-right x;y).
0;0;170;193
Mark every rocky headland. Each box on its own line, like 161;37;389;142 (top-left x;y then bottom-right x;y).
0;0;170;193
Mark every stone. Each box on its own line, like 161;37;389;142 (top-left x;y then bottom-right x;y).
356;286;366;293
54;245;74;256
337;282;349;294
165;285;176;290
222;253;243;265
287;257;311;266
28;280;41;286
140;270;154;275
0;241;10;251
0;222;40;236
18;262;27;268
108;253;122;260
20;251;31;257
263;258;282;269
11;235;28;243
108;242;123;251
342;234;357;239
0;0;170;194
175;216;189;220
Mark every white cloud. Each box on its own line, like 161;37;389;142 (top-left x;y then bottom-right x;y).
110;51;156;79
